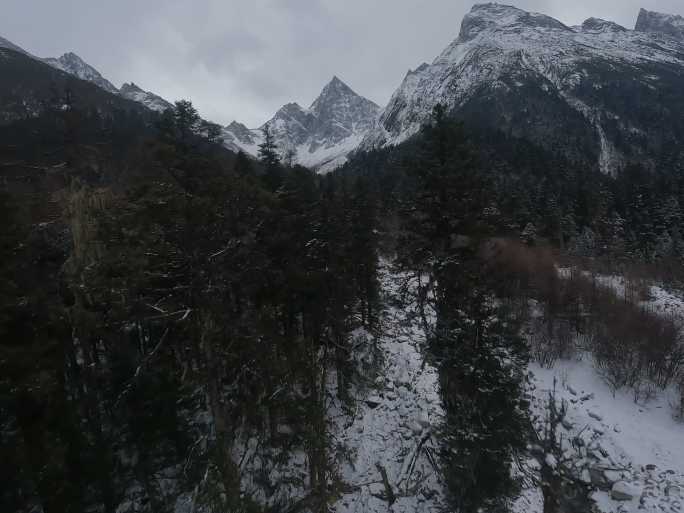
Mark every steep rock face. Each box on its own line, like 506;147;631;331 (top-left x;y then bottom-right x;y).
223;77;380;172
43;52;119;94
308;76;379;151
636;8;684;41
362;3;684;175
224;121;255;145
119;82;173;112
268;102;318;148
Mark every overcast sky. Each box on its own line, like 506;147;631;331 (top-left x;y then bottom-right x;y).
3;1;682;126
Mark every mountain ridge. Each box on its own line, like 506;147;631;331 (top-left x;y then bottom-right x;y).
360;3;684;176
0;34;177;116
43;52;119;94
2;3;684;174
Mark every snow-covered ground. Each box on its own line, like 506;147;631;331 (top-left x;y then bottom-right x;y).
558;266;684;328
331;261;684;513
521;269;684;513
221;261;683;513
329;262;446;513
593;273;684;327
528;359;683;513
222;261;446;513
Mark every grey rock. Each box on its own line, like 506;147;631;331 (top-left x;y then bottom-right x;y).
365;396;382;409
635;9;684;41
611;481;641;501
665;485;681;497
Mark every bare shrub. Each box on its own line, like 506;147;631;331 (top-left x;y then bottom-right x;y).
591;297;682;394
481;239;683;397
529;318;577;369
624;270;651;303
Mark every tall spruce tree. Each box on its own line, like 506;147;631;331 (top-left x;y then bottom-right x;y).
258;123;282;191
399;105;529;512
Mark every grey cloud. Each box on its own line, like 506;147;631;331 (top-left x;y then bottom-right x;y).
2;0;683;126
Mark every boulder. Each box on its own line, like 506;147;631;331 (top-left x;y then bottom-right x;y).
589;468;611;490
665;485;681;497
365;395;382;408
603;470;622;483
587;409;603;421
581;469;592;484
610;481;642;501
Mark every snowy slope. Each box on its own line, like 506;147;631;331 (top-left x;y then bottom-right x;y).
43;52;119;94
527;360;684;513
519;271;684;513
221;260;446;513
329;262;445;513
362;3;684;176
222;77;380;173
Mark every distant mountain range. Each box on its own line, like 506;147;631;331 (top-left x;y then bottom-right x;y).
0;38;168;111
222;76;380;172
1;4;684;174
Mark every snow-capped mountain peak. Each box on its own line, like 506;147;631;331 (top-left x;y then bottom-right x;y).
635;8;684;41
119;82;173;112
261;102;316;149
223;76;379;172
310;75;358;110
459;3;571;41
361;3;684;176
43;52;119;94
225;121;256;145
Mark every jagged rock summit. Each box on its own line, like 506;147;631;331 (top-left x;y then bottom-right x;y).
43;52;119;94
119;82;173;112
635;8;684;41
222;76;380;172
361;3;684;176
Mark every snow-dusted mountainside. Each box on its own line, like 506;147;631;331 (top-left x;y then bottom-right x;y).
41;53;176;113
119;82;173;112
223;76;380;172
43;52;119;94
362;3;684;175
636;8;684;41
0;33;177;115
